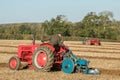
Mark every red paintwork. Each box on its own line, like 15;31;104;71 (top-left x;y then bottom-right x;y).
10;59;17;69
18;44;39;64
37;52;47;67
84;38;101;45
40;43;55;51
90;38;101;45
17;42;68;69
53;46;68;69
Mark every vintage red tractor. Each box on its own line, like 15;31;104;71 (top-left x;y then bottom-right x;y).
8;41;67;71
8;38;100;74
83;38;101;46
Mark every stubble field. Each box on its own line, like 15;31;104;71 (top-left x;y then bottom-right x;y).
0;40;120;80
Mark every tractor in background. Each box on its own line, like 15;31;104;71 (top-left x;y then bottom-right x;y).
83;38;101;46
8;35;100;75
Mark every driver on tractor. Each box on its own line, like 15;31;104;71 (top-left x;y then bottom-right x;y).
41;34;65;51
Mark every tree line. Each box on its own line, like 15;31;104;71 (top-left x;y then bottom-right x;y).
0;11;120;41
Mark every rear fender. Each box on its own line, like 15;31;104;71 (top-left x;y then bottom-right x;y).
40;43;55;51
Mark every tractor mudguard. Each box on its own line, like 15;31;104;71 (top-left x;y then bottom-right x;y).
40;43;55;52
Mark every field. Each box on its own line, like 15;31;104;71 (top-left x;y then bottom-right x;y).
0;40;120;80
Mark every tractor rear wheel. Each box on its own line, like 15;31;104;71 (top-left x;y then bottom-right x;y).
32;46;54;71
8;56;21;70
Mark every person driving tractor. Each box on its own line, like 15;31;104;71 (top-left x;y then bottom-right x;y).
41;34;64;51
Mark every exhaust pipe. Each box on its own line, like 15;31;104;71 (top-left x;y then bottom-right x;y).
32;33;36;45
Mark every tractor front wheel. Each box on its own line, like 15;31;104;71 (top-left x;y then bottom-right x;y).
32;46;54;71
8;56;21;70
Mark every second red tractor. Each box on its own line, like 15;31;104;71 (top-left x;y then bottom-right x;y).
83;38;101;45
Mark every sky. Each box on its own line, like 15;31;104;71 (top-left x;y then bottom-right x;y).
0;0;120;24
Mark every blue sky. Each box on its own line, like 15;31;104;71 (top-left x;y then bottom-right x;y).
0;0;120;24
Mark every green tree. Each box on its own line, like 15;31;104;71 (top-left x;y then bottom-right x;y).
19;24;32;34
42;15;72;36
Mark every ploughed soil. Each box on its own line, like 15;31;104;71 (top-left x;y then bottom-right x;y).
0;40;120;80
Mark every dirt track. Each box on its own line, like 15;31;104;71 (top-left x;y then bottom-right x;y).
0;40;120;80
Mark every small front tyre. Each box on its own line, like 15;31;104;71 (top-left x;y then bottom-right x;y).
8;56;21;70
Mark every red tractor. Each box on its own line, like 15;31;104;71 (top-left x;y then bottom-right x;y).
83;38;101;46
8;39;68;71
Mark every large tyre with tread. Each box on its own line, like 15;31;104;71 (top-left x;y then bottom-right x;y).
32;46;54;71
8;56;21;70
